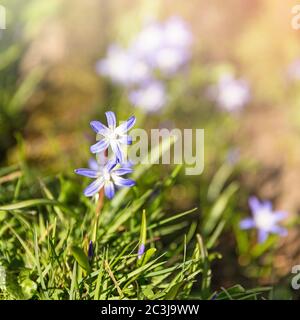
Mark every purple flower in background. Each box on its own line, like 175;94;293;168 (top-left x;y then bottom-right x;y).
133;16;192;75
129;81;167;112
164;16;193;49
240;196;288;243
90;111;136;163
153;47;190;75
209;74;250;112
97;16;192;112
132;22;165;62
96;45;151;85
75;159;135;199
154;16;192;75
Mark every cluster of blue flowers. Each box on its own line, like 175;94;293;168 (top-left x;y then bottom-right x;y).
75;111;136;199
96;16;192;112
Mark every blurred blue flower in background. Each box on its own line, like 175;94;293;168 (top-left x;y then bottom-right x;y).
96;45;151;86
240;196;288;243
132;22;165;63
153;46;190;76
208;74;250;112
97;16;192;112
164;16;193;49
129;81;167;112
133;16;192;75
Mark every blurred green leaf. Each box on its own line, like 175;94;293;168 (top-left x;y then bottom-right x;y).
70;246;91;273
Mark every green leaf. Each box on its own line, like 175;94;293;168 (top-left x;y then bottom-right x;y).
139;209;147;245
138;248;157;267
207;164;234;201
0;199;71;213
7;68;44;115
165;282;184;300
70;246;91;273
203;183;238;235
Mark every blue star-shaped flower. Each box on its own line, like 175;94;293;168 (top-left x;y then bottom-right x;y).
240;196;287;243
90;111;136;163
75;160;135;199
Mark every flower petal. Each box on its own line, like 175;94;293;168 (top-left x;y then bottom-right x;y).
84;178;104;197
113;168;133;176
90;139;109;154
115;116;136;135
122;160;134;168
90;121;109;135
112;175;135;187
273;211;287;222
138;244;145;258
270;225;288;237
96;151;107;165
262;200;272;211
88;158;99;171
105;111;116;128
105;159;117;172
240;218;255;230
110;140;124;163
104;181;115;199
248;196;261;214
258;230;268;243
118;135;132;145
74;168;98;178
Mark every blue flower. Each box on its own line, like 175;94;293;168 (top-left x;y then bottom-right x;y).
208;74;250;112
240;196;288;243
75;160;135;199
96;45;151;86
90;111;136;163
129;81;167;112
132;16;192;75
132;22;165;63
153;46;190;76
163;16;193;50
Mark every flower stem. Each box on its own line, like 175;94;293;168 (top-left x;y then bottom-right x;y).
92;149;108;243
92;185;104;244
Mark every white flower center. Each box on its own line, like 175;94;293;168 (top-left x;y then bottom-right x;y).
254;210;274;231
107;129;117;141
103;170;111;182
